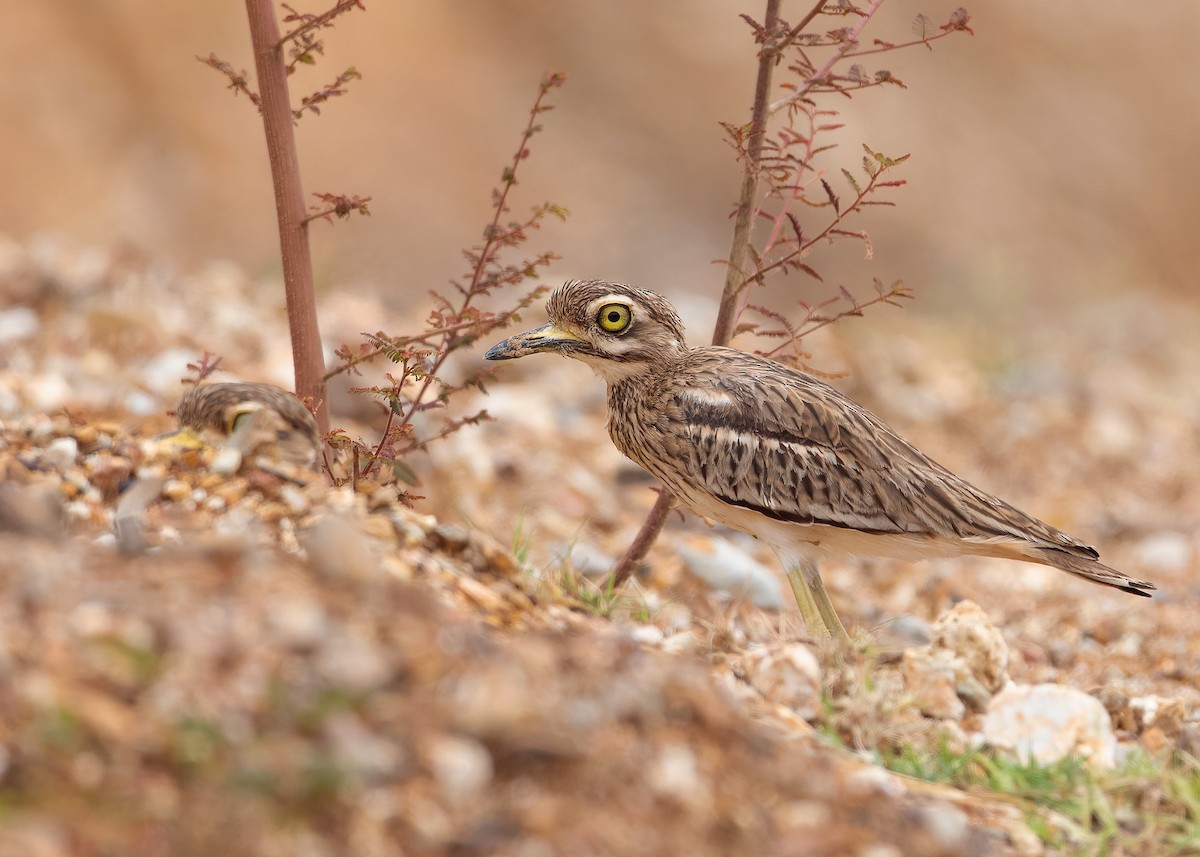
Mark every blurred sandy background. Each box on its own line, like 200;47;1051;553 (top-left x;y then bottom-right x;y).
1;1;1197;330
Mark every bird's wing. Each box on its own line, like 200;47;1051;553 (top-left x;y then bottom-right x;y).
663;353;1096;558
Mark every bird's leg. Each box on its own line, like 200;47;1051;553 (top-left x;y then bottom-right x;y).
785;557;851;646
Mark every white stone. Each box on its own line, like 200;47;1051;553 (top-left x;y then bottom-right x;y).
930;600;1008;695
629;624;664;646
1135;532;1192;574
678;536;787;610
316;633;392;691
648;743;710;810
0;307;39;344
902;600;1009;718
268;597;328;647
902;647;966;721
44;437;79;470
984;683;1117;768
738;642;822;719
662;630;698;655
324;713;403;780
429;735;493;805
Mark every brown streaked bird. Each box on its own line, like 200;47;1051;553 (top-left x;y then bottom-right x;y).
168;382;321;472
485;280;1155;643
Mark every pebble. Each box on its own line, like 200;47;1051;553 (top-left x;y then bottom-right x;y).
677;536;787;610
648;743;710;811
324;712;404;780
316;633;392;691
629;624;664;646
0;307;38;344
738;642;822;720
902;600;1008;719
428;735;494;805
662;630;698;656
269;596;328;647
1135;531;1192;574
1130;695;1188;737
983;683;1117;768
552;541;614;578
902;648;965;721
44;437;79;471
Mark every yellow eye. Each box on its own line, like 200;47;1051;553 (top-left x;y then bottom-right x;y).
597;303;632;333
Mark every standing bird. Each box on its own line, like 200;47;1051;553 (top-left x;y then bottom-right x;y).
485;280;1154;643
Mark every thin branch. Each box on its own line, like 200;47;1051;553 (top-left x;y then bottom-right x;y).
324;318;490;381
711;0;785;348
611;492;675;585
768;0;886;115
277;0;364;49
778;0;830;53
357;74;566;479
744;155;903;286
196;53;261;110
244;0;329;433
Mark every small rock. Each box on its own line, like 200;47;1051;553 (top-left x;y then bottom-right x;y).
44;436;79;471
428;735;493;805
678;536;787;610
902;648;965;721
86;454;133;500
662;630;698;656
161;479;190;503
0;306;38;344
269;597;328;647
1135;532;1192;574
648;743;710;811
1130;695;1188;738
915;803;969;850
738;642;822;720
0;480;65;537
324;712;403;780
902;600;1008;718
1178;724;1200;758
552;541;614;578
874;614;933;651
629;625;664;646
303;514;375;581
316;633;392;691
930;600;1008;695
984;683;1117;768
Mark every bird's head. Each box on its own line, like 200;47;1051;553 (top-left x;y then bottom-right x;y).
161;382;321;472
484;280;687;382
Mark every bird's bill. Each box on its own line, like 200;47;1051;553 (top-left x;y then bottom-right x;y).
153;426;208;450
484;323;583;360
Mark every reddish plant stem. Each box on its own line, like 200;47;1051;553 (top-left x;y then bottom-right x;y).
711;0;784;350
245;0;329;433
747;166;889;284
361;78;560;478
611;0;783;587
611;491;674;585
768;0;886;115
276;0;362;48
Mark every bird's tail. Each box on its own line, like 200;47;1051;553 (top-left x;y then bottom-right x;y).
1026;547;1156;597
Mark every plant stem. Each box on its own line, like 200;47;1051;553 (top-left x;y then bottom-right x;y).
768;0;886;115
611;491;674;586
244;0;329;433
611;0;783;586
711;0;783;349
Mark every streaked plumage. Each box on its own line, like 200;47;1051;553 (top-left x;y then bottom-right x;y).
173;382;321;470
486;280;1155;641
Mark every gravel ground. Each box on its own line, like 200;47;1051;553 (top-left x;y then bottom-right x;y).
0;235;1197;855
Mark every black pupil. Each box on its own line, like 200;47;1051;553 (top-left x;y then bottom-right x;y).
607;311;621;323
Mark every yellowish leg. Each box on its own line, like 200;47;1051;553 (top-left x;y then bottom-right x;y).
785;558;851;647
